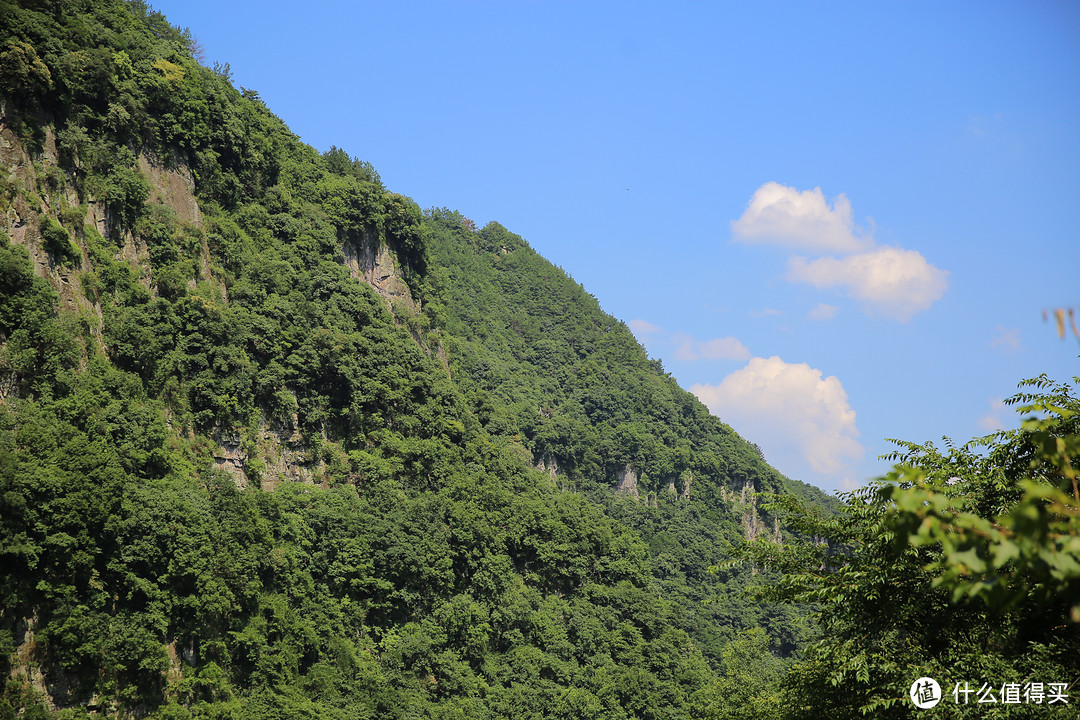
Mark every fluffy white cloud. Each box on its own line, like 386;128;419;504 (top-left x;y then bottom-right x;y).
672;333;751;362
691;356;862;477
628;318;663;336
629;322;751;363
730;183;950;322
731;182;871;253
978;396;1008;431
787;247;949;321
807;302;838;321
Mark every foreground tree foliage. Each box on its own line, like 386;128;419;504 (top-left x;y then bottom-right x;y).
887;375;1080;620
732;376;1080;718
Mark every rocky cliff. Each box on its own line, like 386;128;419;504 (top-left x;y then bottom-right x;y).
0;111;418;490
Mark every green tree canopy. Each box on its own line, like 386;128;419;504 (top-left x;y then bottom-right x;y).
730;374;1080;718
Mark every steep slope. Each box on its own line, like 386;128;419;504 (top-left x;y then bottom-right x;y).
424;212;827;503
1;1;830;717
422;213;831;658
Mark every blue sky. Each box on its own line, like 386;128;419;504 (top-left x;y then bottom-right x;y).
150;0;1080;495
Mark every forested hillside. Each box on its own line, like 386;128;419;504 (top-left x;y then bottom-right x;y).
0;1;826;717
1;2;1077;719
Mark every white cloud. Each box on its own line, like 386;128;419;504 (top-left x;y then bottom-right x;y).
690;356;862;477
628;318;663;336
749;307;781;318
787;247;949;321
730;183;950;322
990;326;1021;352
731;182;872;253
839;476;864;492
672;333;751;362
629;322;751;363
978;396;1008;431
808;302;838;321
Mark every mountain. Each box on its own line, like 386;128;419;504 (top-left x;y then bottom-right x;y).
0;1;836;717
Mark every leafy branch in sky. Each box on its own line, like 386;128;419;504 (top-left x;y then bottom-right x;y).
884;373;1080;622
726;373;1080;718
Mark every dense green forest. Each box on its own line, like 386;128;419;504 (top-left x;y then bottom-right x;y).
0;1;1076;718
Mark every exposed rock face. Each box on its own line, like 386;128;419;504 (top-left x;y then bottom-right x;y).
211;434;250;489
342;234;417;312
614;463;640;500
255;426;323;490
533;454;580;492
735;477;773;542
737;478;756;540
680;471;692;500
0;124;212;320
211;426;323;491
138;154;202;227
9;616;49;710
0;117;435;492
662;473;693;501
0;123;99;322
535;454;560;481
